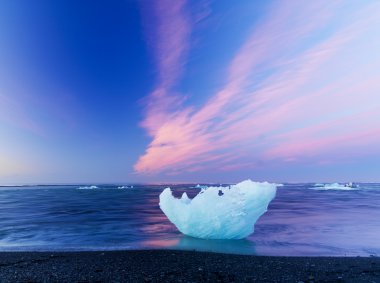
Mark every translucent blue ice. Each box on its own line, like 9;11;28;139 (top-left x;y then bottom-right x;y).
159;180;278;239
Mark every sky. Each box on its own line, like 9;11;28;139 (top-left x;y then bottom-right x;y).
0;0;380;184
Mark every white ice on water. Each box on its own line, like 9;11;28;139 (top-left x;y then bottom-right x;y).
77;185;99;190
194;184;208;189
312;183;358;190
159;179;278;239
117;185;133;189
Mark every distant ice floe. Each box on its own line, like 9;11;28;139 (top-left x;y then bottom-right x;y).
77;185;99;190
76;185;134;190
311;183;358;190
194;184;208;189
159;179;278;239
117;185;133;189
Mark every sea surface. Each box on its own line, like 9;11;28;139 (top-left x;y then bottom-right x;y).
0;183;379;256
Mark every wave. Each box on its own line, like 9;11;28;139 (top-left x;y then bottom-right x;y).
314;183;325;187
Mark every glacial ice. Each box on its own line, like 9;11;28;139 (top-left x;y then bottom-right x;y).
77;185;98;190
194;184;208;189
159;180;278;239
312;183;358;190
117;185;133;189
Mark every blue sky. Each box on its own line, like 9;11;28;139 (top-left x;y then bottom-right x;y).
1;0;380;184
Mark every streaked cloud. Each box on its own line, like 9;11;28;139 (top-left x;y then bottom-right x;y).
139;0;191;136
135;0;380;175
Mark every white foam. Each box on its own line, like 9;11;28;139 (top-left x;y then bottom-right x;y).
159;179;278;239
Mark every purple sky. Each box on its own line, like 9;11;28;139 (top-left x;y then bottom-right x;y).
1;0;380;184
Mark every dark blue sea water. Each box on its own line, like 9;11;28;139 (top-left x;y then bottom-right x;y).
0;183;379;256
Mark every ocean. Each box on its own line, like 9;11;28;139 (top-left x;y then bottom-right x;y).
0;183;379;256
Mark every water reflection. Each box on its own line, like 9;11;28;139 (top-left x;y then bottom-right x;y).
142;235;257;255
174;236;257;255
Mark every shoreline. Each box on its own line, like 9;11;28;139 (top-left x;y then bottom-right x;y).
0;250;379;282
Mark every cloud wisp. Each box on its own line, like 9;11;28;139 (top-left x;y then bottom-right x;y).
135;1;380;176
139;0;191;137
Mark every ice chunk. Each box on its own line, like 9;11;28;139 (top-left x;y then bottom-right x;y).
117;186;133;189
159;179;278;239
77;185;98;190
311;183;358;190
194;184;208;189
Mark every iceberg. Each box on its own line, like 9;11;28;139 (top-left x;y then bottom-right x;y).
159;179;278;239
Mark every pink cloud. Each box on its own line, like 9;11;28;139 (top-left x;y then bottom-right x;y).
135;1;380;175
264;128;380;164
139;0;191;136
264;108;380;160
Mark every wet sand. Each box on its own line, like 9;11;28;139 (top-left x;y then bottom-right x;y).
0;250;379;282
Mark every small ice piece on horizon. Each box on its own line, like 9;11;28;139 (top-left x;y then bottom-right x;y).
117;186;129;189
194;184;208;189
159;179;278;240
311;183;358;190
77;185;98;190
118;185;134;189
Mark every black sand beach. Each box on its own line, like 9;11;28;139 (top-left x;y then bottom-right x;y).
0;250;379;282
